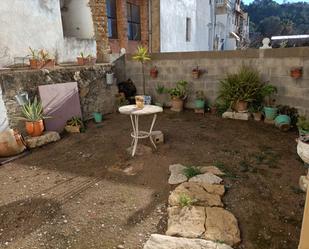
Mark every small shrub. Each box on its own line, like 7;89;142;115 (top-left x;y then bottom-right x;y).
183;166;201;179
179;194;195;207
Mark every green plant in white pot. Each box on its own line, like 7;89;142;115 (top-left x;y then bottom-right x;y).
132;46;151;104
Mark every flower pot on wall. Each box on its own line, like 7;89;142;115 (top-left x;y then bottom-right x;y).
29;59;43;69
171;97;184;112
290;67;302;79
25;120;44;137
192;70;200;79
150;67;158;78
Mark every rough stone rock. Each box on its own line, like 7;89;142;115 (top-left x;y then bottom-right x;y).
222;111;250;120
168;182;223;207
189;173;223;185
205;207;241;246
299;175;309;192
166;206;205;238
143;234;233;249
199;166;225;176
25;131;60;149
168;164;188;185
200;183;225;196
126;144;152;156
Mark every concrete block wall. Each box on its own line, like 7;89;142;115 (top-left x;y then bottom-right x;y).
125;47;309;115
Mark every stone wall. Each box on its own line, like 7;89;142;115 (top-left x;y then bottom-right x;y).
0;63;119;131
125;47;309;115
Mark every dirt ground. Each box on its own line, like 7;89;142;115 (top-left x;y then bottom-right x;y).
0;110;306;249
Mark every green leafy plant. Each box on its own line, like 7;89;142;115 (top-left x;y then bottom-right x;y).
248;103;263;113
258;84;277;107
66;116;83;127
297;116;309;132
17;97;49;121
179;194;195;207
132;46;151;95
167;80;188;99
155;85;165;94
195;90;205;100
115;93;129;107
183;166;201;179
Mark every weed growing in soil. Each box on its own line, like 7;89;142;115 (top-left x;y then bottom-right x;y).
214;161;238;179
179;194;195;207
183;166;201;179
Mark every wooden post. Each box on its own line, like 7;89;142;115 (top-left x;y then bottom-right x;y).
299;188;309;249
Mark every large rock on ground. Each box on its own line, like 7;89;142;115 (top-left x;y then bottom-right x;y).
166;206;205;238
200;183;225;196
205;207;241;246
143;234;233;249
168;182;223;207
25;131;60;148
189;173;223;185
199;166;225;176
168;164;188;185
222;111;250;120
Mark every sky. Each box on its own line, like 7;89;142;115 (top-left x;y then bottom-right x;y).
243;0;308;4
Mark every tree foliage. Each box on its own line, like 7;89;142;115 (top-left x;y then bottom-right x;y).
243;0;309;47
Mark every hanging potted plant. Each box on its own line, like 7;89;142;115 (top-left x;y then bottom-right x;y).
192;66;201;79
297;116;309;136
65;116;83;133
28;47;43;69
290;67;302;79
150;66;158;78
167;80;188;112
17;97;50;137
132;46;151;104
195;91;205;109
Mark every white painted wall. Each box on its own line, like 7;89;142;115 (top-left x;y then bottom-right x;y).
60;0;95;39
0;0;96;67
0;87;9;132
160;0;211;52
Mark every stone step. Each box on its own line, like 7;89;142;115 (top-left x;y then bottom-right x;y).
143;234;233;249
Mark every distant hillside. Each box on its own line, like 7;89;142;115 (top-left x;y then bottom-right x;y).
243;0;309;47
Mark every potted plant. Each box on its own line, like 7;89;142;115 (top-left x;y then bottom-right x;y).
28;47;43;69
274;105;298;131
195;91;205;109
261;84;278;120
77;52;96;66
297;116;309;136
132;46;151;100
65;116;83;133
150;66;158;78
155;85;166;107
249;104;263;121
290;67;302;79
210;103;217;114
167;80;188;112
218;67;264;112
17;96;49;137
93;112;103;123
39;49;56;68
192;66;200;79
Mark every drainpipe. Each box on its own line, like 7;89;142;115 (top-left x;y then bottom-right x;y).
148;0;152;53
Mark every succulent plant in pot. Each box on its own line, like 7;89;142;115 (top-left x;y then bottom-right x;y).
167;80;188;112
195;91;205;109
249;104;263;121
260;84;278;121
65;116;84;133
17;96;50;137
28;47;43;69
297;116;309;136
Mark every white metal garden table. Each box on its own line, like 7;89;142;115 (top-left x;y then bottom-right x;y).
119;105;163;157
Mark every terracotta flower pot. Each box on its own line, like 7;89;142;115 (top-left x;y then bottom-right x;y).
171;97;184;112
290;68;302;79
210;106;217;114
253;112;262;121
0;129;27;157
192;70;200;79
77;57;84;66
150;68;158;78
25;120;44;137
234;100;248;112
29;59;43;69
42;59;55;68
